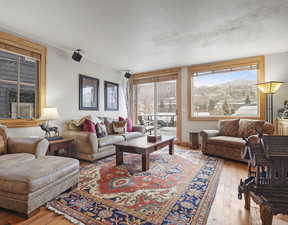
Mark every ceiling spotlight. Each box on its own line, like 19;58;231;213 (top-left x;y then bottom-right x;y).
72;49;83;62
124;72;132;78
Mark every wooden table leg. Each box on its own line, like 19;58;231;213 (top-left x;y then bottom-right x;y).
116;147;124;166
244;191;251;210
260;204;273;225
169;140;174;155
142;152;149;171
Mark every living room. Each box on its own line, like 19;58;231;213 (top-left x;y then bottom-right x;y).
0;1;288;225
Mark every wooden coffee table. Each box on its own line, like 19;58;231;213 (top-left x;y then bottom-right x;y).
114;136;175;171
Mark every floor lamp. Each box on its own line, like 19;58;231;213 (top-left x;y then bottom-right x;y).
257;81;283;123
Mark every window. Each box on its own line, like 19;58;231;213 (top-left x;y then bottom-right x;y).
189;56;265;120
0;32;46;127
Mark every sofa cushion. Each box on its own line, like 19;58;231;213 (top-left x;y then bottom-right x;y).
104;118;117;134
207;136;245;147
98;135;125;147
122;132;143;140
0;156;79;194
0;153;35;169
218;119;240;137
238;119;265;137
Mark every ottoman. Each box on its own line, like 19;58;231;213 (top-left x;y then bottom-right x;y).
0;155;79;217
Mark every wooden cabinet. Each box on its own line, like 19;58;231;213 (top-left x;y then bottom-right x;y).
275;118;288;135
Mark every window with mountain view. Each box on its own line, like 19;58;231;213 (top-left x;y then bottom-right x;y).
189;57;265;120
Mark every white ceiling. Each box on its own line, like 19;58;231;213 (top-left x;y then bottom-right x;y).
0;0;287;72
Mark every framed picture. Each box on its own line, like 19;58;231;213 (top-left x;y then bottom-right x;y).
79;74;99;110
104;81;119;111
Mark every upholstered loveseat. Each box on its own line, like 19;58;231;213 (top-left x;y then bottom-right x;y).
200;119;274;162
0;125;79;217
63;116;145;161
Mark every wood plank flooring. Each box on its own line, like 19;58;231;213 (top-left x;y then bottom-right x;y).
1;147;287;225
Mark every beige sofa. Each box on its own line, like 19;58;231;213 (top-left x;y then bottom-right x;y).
0;125;79;217
63;117;145;161
200;119;274;162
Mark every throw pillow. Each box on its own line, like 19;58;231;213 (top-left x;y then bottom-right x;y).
126;118;133;132
238;119;265;137
104;118;117;134
119;116;125;121
218;119;240;137
113;121;126;134
96;122;108;138
82;119;96;133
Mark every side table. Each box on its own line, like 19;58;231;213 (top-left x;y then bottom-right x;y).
48;138;74;157
189;132;199;149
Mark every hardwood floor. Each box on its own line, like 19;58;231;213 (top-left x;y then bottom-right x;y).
1;147;288;225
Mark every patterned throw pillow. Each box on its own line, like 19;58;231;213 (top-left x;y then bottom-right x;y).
218;119;240;137
104;118;117;134
96;122;108;138
238;119;265;137
112;121;126;134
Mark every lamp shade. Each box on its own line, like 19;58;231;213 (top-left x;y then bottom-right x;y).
41;107;60;120
256;81;283;94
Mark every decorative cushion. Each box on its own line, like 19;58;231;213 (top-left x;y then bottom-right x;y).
119;116;125;121
262;122;274;135
113;121;126;134
238;119;265;137
126;118;133;132
218;119;240;137
98;135;125;147
104;118;117;134
68;115;93;131
96;122;108;138
81;119;96;133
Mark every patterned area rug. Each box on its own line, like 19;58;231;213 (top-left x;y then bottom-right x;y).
47;148;223;225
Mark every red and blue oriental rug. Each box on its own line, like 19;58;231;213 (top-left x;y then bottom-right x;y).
47;148;223;225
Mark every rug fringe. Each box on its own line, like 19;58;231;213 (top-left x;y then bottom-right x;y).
46;204;85;225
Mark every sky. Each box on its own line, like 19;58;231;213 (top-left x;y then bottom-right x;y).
193;70;257;87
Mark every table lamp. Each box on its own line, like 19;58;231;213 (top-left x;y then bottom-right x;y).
40;107;63;140
257;81;283;123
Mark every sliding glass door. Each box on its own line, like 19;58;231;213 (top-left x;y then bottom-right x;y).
135;79;177;137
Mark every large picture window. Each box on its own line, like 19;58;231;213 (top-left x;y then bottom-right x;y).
0;32;46;127
189;56;265;120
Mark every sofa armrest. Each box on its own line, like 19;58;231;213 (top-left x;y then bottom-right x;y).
132;125;145;134
7;137;49;158
200;130;219;151
63;130;98;154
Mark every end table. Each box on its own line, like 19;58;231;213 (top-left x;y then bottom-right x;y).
48;138;74;157
189;132;199;149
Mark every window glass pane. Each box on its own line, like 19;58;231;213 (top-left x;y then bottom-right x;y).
0;49;38;119
192;69;258;117
20;57;37;84
0;51;18;82
0;83;17;118
19;85;36;119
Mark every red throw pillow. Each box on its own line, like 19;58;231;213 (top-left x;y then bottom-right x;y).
119;116;125;121
82;119;96;133
126;118;133;132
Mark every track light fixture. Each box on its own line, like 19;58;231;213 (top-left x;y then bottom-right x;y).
72;49;83;62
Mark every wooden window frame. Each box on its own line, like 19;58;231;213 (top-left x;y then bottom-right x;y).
132;68;182;143
0;32;46;128
188;56;265;121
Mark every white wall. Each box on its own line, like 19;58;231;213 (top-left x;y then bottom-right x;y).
181;52;288;142
7;46;126;137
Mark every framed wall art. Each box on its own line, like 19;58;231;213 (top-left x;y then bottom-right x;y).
79;74;99;110
104;81;119;111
